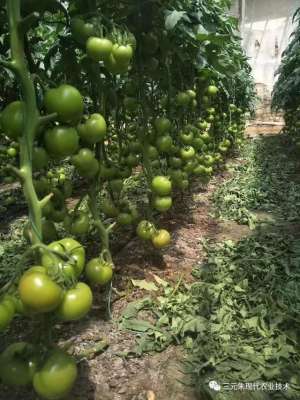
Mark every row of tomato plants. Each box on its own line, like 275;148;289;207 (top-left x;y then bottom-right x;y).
272;7;300;142
0;0;255;398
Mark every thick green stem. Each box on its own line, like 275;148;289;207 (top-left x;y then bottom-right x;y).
7;0;43;245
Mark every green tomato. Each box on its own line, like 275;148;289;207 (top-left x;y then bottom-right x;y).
153;196;172;212
0;342;33;386
1;101;24;139
104;54;129;74
207;85;219;96
6;147;17;157
193;137;205;150
200;132;211;143
152;229;171;249
117;212;134;225
57;282;93;321
169;156;182;169
154;117;171;134
109;179;123;193
44;126;79;159
125;153;139;167
193;164;207;176
180;131;194;145
79;114;107;144
151;176;172;196
156;135;173;153
64;211;90;236
145;144;159;160
71;17;95;43
85;258;113;285
72;148;99;179
176;92;191;107
101;199;119;217
41;238;85;278
33;350;78;400
136;220;156;240
186;89;196;99
0;300;15;331
112;44;133;65
32;147;49;170
44;84;84;124
18;269;63;313
86;37;113;61
180;146;195;161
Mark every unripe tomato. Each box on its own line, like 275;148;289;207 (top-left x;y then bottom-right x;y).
112;44;133;65
85;258;113;285
33;350;77;399
0;300;15;331
151;176;172;196
6;147;17;157
117;212;134;225
193;164;207;176
145;145;159;160
152;229;171;249
180;131;194;145
64;211;90;236
99;164;118;179
71;18;95;44
136;220;156;240
177;179;189;190
126;153;139;167
193;137;205;150
32;147;49;169
79;114;107;144
18;269;63;313
86;37;113;61
57;282;93;321
101;199;119;217
186;89;196;99
154;117;171;134
200;132;211;143
197;120;209;130
109;179;124;193
72;148;99;179
207;85;219;96
41;238;85;278
44;84;84;124
180;146;196;161
104;54;129;74
153;196;172;212
176;92;191;107
0;342;33;386
156;135;173;153
169;157;182;168
1;101;24;139
44;126;79;159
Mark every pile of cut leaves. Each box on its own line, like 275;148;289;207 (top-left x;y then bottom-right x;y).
213;136;300;228
120;230;300;399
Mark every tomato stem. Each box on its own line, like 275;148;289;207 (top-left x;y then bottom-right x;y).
6;0;44;245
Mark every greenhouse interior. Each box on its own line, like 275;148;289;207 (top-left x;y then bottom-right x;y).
0;0;299;399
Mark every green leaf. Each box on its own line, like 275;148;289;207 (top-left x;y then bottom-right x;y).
121;318;156;332
131;279;158;291
165;10;187;30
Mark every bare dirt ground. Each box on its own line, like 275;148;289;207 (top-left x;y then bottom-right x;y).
3;129;278;400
